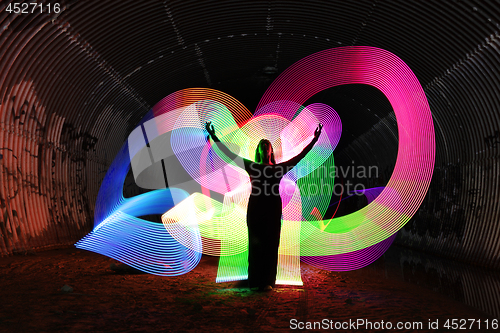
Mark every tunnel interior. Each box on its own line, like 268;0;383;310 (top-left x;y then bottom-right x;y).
1;0;500;327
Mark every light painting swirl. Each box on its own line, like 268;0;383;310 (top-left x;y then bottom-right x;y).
76;46;435;284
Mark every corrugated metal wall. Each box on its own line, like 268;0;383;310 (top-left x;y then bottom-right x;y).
0;0;499;272
398;33;500;269
0;0;148;254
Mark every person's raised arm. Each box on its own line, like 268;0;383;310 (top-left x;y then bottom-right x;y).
205;121;248;168
280;123;323;168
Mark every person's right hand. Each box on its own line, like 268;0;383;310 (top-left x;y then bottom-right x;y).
205;121;216;136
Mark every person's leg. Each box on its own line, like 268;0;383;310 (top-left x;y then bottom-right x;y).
247;216;267;289
247;197;281;290
265;221;282;288
247;225;261;288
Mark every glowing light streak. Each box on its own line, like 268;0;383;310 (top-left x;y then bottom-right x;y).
76;46;434;282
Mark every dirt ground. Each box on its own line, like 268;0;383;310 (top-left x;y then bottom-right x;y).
0;246;496;332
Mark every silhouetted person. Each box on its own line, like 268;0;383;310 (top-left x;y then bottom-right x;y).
206;121;322;291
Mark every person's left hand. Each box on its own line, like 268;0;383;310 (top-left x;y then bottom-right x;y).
314;123;323;139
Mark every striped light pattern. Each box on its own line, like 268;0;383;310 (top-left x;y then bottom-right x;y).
76;141;202;276
301;187;397;271
76;46;434;282
257;46;435;267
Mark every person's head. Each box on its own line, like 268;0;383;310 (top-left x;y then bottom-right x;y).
255;139;276;164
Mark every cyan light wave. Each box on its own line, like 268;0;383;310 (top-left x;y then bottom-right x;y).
76;141;202;276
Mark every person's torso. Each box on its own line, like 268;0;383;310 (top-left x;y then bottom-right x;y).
246;163;291;198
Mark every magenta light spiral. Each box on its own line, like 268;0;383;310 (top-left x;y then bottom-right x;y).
257;46;435;270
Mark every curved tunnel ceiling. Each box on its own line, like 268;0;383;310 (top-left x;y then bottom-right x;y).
1;0;500;275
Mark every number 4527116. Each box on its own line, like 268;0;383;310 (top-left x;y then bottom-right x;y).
5;3;61;14
443;319;498;330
